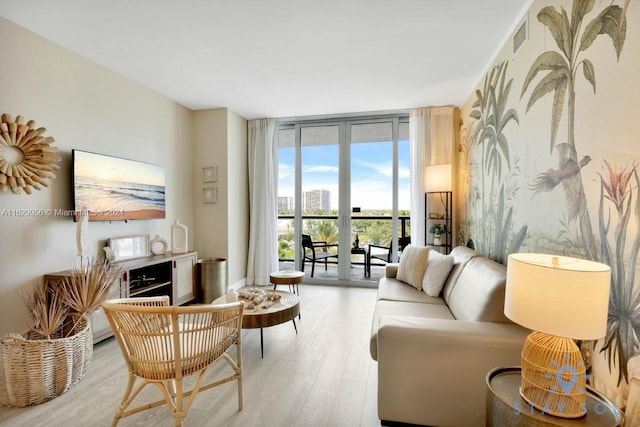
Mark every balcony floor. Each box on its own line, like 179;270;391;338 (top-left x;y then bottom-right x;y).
277;261;387;284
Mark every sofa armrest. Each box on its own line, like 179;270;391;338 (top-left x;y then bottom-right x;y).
376;316;529;426
385;263;399;278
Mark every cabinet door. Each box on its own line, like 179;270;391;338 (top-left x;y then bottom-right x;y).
91;274;125;343
173;254;196;305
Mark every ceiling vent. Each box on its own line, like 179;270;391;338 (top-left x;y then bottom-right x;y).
513;16;528;55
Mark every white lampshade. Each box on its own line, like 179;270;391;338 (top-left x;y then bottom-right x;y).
424;164;451;192
505;253;611;340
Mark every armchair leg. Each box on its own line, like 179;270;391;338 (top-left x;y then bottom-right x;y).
238;371;243;411
365;255;370;277
232;343;243;410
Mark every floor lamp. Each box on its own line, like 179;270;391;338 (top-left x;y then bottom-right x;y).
505;253;611;418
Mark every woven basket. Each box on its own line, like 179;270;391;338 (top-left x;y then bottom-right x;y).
0;315;92;408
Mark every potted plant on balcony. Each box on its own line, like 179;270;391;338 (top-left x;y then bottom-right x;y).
0;258;122;408
429;223;445;246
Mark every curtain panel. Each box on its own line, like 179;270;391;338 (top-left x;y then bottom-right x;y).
409;108;430;246
246;119;279;286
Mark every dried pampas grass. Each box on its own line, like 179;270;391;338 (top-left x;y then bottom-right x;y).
61;258;123;316
20;258;122;340
20;281;69;339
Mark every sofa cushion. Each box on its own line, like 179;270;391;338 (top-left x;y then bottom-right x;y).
377;277;447;304
385;263;399;278
396;245;430;290
446;256;512;323
370;299;454;360
442;246;479;304
422;251;455;297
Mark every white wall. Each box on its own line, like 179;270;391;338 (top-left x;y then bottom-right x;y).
0;17;195;335
193;109;229;260
193;108;249;289
226;110;249;286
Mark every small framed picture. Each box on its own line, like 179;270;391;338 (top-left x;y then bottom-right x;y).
202;166;217;182
203;187;217;203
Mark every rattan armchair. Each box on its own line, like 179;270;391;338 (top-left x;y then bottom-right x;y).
101;296;244;427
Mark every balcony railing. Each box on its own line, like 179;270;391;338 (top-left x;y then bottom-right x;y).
277;215;410;280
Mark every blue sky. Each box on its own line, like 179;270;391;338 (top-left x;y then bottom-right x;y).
278;140;410;211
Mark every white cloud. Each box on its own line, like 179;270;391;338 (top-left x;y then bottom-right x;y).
279;163;294;179
305;165;339;173
354;159;410;179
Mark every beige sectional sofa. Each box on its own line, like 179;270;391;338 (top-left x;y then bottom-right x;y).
370;246;530;427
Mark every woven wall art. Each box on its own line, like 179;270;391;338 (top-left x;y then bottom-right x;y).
0;114;60;194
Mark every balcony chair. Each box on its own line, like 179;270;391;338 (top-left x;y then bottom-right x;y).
101;296;244;427
366;236;411;276
301;233;338;277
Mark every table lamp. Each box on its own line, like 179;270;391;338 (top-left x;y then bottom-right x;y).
505;253;611;418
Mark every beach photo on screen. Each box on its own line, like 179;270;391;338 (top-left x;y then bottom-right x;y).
73;150;166;221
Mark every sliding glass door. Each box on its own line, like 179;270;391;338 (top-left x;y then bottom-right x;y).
277;115;409;284
300;124;340;279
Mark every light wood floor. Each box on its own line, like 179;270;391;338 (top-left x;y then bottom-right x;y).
0;285;381;427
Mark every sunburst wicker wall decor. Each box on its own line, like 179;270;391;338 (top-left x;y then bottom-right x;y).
0;114;60;194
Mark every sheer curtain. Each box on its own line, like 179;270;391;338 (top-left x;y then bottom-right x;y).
409;108;430;246
246;119;279;286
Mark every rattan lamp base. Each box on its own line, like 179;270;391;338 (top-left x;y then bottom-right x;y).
519;331;587;418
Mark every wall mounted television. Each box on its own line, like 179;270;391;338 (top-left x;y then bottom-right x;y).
72;149;166;221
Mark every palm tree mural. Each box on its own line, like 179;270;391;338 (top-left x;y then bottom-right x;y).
457;125;472;247
469;60;527;263
521;0;628;260
522;0;632;386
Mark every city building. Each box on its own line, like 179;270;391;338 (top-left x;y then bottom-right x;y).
303;189;330;213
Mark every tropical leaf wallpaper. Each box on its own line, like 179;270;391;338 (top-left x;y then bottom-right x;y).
458;0;637;408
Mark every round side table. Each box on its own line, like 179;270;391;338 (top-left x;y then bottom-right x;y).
270;270;305;296
486;367;622;426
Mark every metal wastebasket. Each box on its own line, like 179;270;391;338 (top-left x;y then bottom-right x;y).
197;258;227;303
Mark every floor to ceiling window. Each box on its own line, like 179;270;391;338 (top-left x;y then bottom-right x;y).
277;114;409;285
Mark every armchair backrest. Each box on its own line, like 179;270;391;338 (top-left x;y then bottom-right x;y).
302;234;313;249
382;237;412;261
102;297;244;380
398;236;411;251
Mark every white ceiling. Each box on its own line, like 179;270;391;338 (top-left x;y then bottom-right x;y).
0;0;530;120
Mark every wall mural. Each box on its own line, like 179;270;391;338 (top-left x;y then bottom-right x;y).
468;61;527;264
522;0;627;262
598;160;640;386
523;0;632;390
460;0;635;406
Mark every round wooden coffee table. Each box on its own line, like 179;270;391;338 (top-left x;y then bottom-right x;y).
270;270;305;295
213;289;299;358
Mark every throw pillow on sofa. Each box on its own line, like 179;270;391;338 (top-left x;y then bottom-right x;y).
396;245;430;290
422;250;454;297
